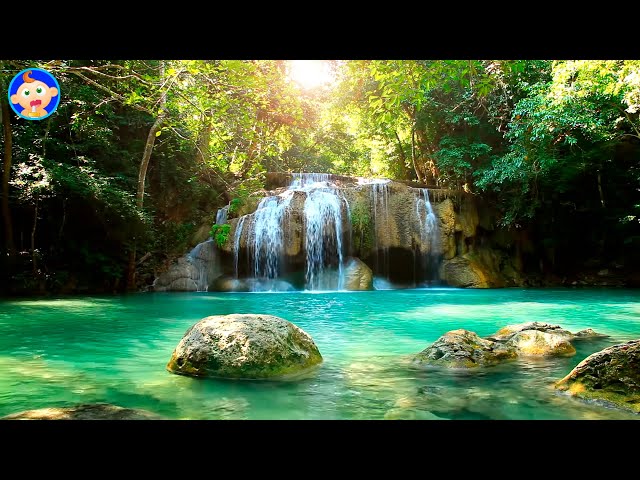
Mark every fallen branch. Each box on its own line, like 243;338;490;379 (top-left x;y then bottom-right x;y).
137;251;152;265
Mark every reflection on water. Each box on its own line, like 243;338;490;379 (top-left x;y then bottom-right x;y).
0;288;639;420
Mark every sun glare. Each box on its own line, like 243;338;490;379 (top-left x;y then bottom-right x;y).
288;60;334;89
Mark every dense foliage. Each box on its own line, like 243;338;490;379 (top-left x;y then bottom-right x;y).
1;59;639;294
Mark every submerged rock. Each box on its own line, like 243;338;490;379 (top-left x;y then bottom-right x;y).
167;314;323;379
555;339;640;414
414;323;603;369
211;277;296;292
573;328;608;340
412;329;517;368
1;403;163;420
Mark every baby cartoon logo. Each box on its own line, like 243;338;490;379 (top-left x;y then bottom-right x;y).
8;68;60;120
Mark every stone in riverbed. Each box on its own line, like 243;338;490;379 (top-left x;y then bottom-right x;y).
413;322;604;369
412;329;517;368
505;330;576;357
1;403;163;420
167;314;322;379
555;339;640;414
488;322;574;341
573;328;608;340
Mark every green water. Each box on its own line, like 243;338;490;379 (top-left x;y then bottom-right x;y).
1;288;639;420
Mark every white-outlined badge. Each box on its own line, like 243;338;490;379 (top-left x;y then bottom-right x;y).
8;68;60;120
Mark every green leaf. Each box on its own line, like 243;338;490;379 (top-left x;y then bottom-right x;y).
155;130;162;137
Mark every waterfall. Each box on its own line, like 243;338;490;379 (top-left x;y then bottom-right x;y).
172;173;446;292
231;172;349;291
234;216;246;278
187;239;218;292
370;180;391;279
415;188;439;254
216;205;229;225
304;187;345;290
251;192;294;280
290;172;330;189
415;188;440;284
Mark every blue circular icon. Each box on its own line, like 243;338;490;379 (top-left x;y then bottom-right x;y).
8;68;60;121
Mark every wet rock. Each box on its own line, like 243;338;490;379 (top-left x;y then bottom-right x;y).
555;339;640;413
167;314;322;379
506;330;576;357
573;328;608;340
1;403;163;420
412;329;517;368
489;322;574;342
413;322;604;370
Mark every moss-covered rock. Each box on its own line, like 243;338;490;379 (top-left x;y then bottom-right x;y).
412;329;517;368
413;323;603;369
1;403;163;420
555;339;640;413
167;314;323;379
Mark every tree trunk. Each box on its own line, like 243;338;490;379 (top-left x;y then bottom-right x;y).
196;112;212;165
597;170;605;208
392;130;413;180
411;127;423;183
31;195;38;276
1;90;15;258
126;62;167;291
126;113;164;290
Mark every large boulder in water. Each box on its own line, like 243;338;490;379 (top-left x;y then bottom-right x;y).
412;329;517;368
555;339;640;413
1;403;163;420
343;257;373;290
506;330;576;357
167;314;323;379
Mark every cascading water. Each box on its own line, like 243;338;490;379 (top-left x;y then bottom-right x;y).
234;173;349;291
227;173;445;291
414;188;440;284
370;180;391;279
234;216;246;279
290;172;330;189
216;206;229;225
187;239;219;292
251;192;294;280
304;187;345;290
